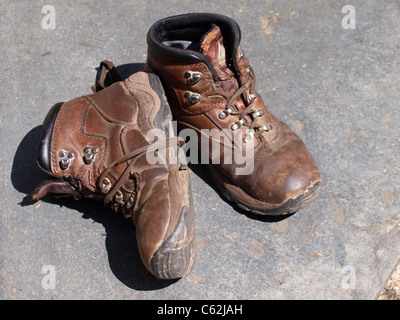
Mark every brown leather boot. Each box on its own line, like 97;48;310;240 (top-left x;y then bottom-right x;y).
146;13;321;215
31;63;195;279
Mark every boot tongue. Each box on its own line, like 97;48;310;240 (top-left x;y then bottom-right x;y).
200;25;235;81
200;25;247;113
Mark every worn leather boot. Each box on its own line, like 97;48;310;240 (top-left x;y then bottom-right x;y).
146;13;321;215
31;64;195;279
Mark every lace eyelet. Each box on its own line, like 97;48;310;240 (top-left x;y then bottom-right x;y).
248;93;257;101
101;178;112;194
59;150;75;169
258;124;273;132
184;70;202;85
114;190;124;204
125;196;135;209
219;107;233;120
184;91;201;106
243;131;254;143
246;67;254;78
231;119;245;131
251;109;265;119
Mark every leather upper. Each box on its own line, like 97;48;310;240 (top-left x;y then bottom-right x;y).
32;71;194;276
146;14;321;211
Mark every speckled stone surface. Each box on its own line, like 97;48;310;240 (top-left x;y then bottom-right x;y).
1;0;399;299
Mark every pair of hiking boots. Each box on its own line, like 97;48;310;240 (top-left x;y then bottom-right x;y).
31;13;321;280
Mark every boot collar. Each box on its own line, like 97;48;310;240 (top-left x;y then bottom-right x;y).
147;13;241;81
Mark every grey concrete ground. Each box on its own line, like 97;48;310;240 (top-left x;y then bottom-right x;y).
1;0;399;300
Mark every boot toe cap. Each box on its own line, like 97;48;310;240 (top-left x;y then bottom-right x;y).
150;205;195;279
221;137;322;215
249;145;322;214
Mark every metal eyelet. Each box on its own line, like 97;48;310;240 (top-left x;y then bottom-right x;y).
125;196;135;209
59;158;70;170
59;150;74;170
184;91;201;106
246;67;254;78
248;93;257;100
258;124;273;132
243;131;254;143
251;109;265;120
59;151;67;158
184;71;202;85
219;107;233;120
83;146;99;164
114;190;124;204
231;119;245;131
253;109;264;117
101;178;112;194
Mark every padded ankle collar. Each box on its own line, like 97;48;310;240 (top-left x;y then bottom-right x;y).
37;102;63;175
147;13;241;79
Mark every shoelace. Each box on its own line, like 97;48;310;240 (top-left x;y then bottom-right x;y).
98;137;185;212
91;60;122;93
223;60;273;141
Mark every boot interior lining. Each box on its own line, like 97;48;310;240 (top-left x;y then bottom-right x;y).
162;40;200;52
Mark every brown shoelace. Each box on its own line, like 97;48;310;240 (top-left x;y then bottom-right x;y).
98;137;185;212
225;60;273;136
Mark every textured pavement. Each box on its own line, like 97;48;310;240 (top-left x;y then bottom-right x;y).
1;0;399;299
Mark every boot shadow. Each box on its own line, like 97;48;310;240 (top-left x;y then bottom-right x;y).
42;196;179;290
11;125;52;203
93;62;146;88
115;62;146;80
11;122;178;291
188;162;294;223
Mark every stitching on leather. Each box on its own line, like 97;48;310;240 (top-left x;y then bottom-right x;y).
51;102;65;176
80;105;109;185
165;64;225;115
84;94;132;126
82;98;123;184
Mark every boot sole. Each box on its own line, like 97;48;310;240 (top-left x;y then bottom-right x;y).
147;73;196;279
151;204;195;279
147;72;174;137
208;165;321;216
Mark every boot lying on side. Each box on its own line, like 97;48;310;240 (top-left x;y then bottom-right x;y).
31;64;195;279
146;13;322;215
